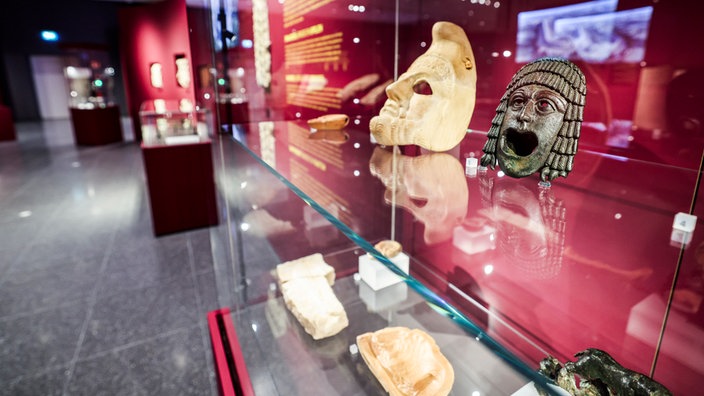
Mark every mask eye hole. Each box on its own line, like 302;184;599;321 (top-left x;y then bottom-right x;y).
413;80;433;95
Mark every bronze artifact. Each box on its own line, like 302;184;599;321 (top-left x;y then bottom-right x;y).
480;58;586;182
538;349;672;396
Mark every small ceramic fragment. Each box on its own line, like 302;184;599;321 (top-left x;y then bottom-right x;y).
374;240;402;258
357;327;454;396
307;114;349;130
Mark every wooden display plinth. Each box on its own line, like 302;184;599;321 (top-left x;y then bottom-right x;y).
141;139;218;236
70;105;123;146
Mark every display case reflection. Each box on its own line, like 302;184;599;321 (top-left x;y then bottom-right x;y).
139;99;212;146
65;65;116;109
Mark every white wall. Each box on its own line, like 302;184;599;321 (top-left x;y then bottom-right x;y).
30;55;71;120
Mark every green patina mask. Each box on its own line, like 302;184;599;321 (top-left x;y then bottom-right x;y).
481;58;586;182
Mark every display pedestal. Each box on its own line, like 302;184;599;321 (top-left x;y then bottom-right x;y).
141;139;218;236
359;281;408;312
358;252;409;291
70;105;123;146
0;105;16;141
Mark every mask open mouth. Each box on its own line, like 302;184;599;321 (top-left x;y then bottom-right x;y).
504;128;539;157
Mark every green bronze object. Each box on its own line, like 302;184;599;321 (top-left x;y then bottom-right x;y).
538;349;672;396
480;58;586;182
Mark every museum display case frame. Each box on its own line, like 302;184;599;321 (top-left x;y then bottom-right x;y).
194;0;704;394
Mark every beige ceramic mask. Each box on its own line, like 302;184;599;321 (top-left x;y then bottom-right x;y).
370;21;477;152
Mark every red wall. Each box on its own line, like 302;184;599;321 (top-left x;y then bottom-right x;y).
118;0;195;138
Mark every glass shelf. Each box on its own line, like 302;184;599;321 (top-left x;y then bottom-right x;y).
214;123;571;395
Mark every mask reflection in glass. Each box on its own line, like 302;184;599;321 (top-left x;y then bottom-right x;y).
369;147;468;245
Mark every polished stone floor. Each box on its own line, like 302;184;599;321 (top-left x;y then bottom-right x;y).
0;119;221;395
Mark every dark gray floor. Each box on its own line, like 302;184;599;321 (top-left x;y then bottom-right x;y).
0;119;221;395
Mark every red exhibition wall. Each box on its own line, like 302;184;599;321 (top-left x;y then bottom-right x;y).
118;0;196;138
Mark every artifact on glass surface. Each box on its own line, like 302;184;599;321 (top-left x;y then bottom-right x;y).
356;327;454;396
307;114;350;130
538;349;672;396
359;239;408;291
374;240;402;258
276;253;335;285
276;253;348;340
369;21;477;152
480;57;586;182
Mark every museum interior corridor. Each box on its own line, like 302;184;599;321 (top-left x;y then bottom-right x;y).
0;119;220;395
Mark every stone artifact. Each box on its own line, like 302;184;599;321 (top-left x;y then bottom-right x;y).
276;254;348;340
307;114;350;130
276;253;335;285
480;57;586;182
357;327;454;396
538;349;672;396
370;21;477;152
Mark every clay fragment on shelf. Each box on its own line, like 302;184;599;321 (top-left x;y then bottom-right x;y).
374;240;402;258
357;327;454;396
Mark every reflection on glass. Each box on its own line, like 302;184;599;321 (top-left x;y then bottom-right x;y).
478;176;566;279
516;0;654;64
258;121;276;168
308;129;349;145
242;209;295;237
65;62;115;109
369;147;468;245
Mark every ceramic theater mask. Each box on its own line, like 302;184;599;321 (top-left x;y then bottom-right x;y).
480;57;586;182
370;21;477;152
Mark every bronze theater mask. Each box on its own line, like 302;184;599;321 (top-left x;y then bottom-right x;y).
370;21;477;152
480;58;586;182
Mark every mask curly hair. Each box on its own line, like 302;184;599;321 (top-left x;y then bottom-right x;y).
480;58;586;182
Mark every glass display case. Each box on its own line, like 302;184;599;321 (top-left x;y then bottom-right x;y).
197;0;704;395
139;99;212;146
64;64;116;109
64;54;123;146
